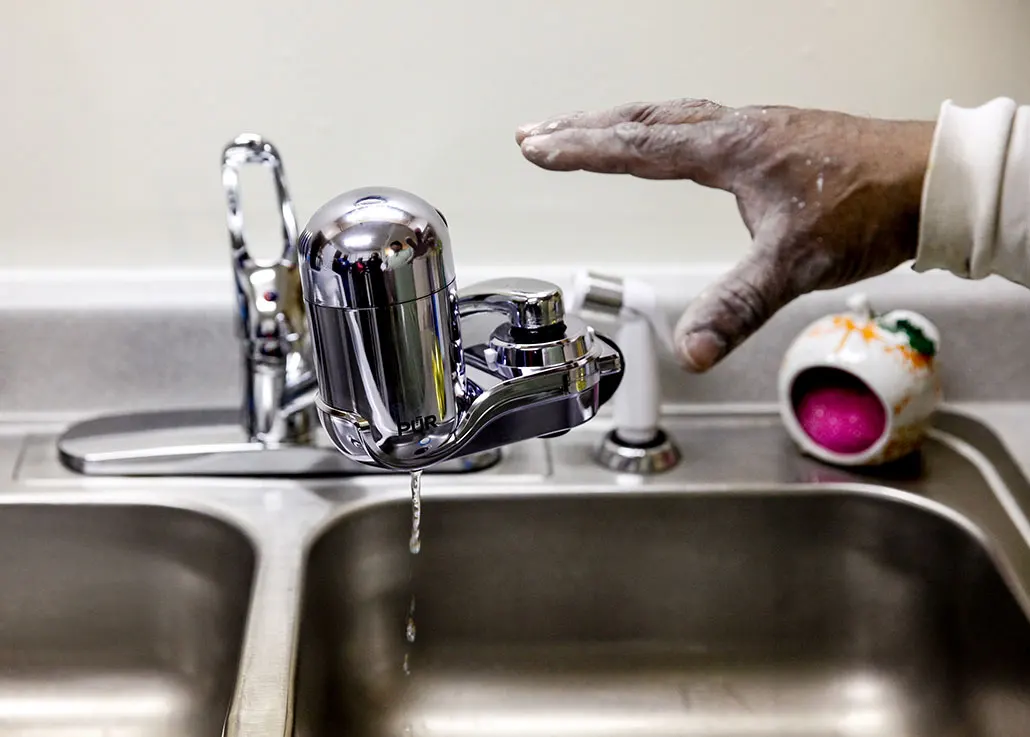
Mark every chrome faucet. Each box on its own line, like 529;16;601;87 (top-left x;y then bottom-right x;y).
56;134;624;477
222;134;318;446
298;187;624;470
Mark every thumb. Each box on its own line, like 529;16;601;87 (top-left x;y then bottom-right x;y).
674;236;804;372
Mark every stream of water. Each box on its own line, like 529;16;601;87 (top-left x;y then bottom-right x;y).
403;469;423;678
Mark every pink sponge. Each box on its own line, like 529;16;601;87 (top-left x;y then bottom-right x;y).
795;381;886;455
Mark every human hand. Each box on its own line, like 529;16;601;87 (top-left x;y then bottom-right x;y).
516;99;934;372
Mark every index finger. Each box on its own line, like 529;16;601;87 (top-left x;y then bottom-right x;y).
515;98;728;144
519;121;732;187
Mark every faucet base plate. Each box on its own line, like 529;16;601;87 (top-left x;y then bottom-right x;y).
56;408;501;478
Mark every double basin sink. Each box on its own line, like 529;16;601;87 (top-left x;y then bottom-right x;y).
2;409;1030;736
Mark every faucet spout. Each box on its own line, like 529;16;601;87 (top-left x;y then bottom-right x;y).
243;356;319;445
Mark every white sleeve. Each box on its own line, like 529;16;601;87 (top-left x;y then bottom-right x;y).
914;97;1030;286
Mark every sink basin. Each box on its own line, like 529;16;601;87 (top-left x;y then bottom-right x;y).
0;504;255;736
295;487;1030;736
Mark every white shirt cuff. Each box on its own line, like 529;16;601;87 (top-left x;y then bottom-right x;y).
914;97;1029;285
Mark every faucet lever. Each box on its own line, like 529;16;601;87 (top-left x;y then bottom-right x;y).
221;134;314;444
222;133;299;271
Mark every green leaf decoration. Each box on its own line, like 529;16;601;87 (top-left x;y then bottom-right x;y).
880;318;937;357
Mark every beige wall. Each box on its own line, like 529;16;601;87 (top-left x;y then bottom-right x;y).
2;0;1029;272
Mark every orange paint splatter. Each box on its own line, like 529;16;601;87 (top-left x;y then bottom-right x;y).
894;344;933;372
809;316;893;351
811;316;933;376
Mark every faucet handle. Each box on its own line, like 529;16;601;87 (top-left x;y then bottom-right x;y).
222;134;299;271
458;278;566;336
221;134;307;359
221;134;314;444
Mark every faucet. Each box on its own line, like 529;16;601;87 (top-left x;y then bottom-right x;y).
223;134;319;446
298;187;625;471
56;134;624;477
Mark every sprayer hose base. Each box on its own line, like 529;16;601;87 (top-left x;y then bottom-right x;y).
595;428;681;475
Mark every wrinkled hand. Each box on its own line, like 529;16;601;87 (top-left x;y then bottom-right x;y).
515;99;934;372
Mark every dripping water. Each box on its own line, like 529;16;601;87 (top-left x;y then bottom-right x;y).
403;470;423;677
406;595;417;643
409;470;423;555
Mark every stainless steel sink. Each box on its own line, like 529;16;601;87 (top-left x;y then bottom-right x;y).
293;413;1030;737
6;409;1030;737
0;504;255;737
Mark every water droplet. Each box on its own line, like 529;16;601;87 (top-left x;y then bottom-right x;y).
816;173;824;193
798;201;806;210
406;596;417;643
